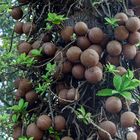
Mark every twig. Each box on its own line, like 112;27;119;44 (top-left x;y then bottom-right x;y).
90;119;113;140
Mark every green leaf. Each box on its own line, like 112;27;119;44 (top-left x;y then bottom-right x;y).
113;75;122;91
77;114;84;119
18;99;24;110
130;79;140;88
77;106;86;116
12;114;18;123
121;91;132;100
126;70;134;79
29;137;34;140
96;89;118;96
31;49;42;57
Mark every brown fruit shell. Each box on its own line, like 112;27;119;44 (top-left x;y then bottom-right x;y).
80;49;99;67
18;42;32;54
128;32;140;45
88;27;104;44
14;22;23;34
85;66;103;84
37;115;52;131
11;7;23;20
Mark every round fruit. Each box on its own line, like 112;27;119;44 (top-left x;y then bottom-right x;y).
116;66;127;75
42;42;57;56
66;88;80;101
98;121;117;139
126;17;140;32
42;33;52;42
18;42;32;54
77;36;91;50
13;125;22;140
114;26;129;41
106;55;120;66
62;60;72;73
74;22;88;36
121;111;136;128
66;46;82;63
128;32;140;45
89;45;103;56
123;44;136;60
61;136;74;140
114;12;128;25
25;91;38;104
61;26;74;41
19;79;32;93
22;22;36;35
58;89;68;103
105;96;122;113
80;49;99;67
131;0;140;5
100;33;110;48
85;66;103;84
32;40;42;49
54;115;66;131
37;115;52;131
11;7;23;20
134;51;140;68
72;64;85;80
126;132;137;140
14;22;23;34
26;123;43;140
88;27;104;44
106;40;122;56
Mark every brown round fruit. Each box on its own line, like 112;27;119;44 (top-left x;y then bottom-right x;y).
96;62;103;70
14;22;23;34
22;22;36;35
80;49;99;67
134;51;140;68
16;89;26;97
123;44;136;60
58;89;68;104
18;42;32;54
106;40;122;56
121;111;136;128
131;0;140;5
61;136;74;140
74;22;88;36
37;115;52;131
62;60;72;74
42;42;57;56
126;132;137;140
66;88;80;101
85;66;103;84
77;36;91;50
116;66;127;75
32;40;42;49
61;26;74;41
106;55;120;66
114;26;129;41
98;121;117;140
11;7;23;20
89;45;103;56
72;64;85;80
26;123;43;140
54;115;66;131
66;46;82;63
25;90;38;104
128;32;140;45
15;90;21;101
19;79;32;93
114;12;128;25
13;125;22;140
56;83;67;93
105;96;122;113
88;27;104;44
126;17;140;32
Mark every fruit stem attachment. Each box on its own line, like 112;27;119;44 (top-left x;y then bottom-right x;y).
89;119;113;140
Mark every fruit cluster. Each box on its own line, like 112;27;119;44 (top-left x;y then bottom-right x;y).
10;0;140;140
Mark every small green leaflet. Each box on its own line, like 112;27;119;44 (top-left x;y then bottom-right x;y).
121;91;132;100
113;75;122;91
96;89;118;96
